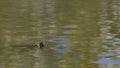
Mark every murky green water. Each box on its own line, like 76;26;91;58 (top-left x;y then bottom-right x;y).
0;0;120;68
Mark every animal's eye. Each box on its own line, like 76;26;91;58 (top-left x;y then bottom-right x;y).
40;42;44;48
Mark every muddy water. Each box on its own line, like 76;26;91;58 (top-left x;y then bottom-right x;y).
0;0;120;68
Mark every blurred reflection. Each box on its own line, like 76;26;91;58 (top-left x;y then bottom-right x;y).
0;0;120;68
92;0;120;68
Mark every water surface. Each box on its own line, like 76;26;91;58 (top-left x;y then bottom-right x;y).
0;0;120;68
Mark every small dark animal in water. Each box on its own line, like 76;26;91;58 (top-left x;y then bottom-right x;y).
33;42;44;49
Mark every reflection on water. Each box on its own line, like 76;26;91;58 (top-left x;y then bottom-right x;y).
92;0;120;68
0;0;120;68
